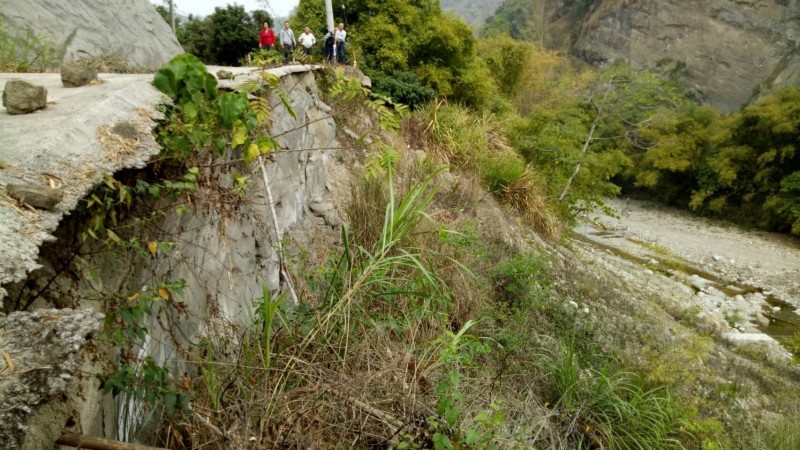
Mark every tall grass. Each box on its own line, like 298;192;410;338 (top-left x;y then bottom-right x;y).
547;342;684;450
177;158;468;448
417;102;559;237
0;19;58;72
750;414;800;450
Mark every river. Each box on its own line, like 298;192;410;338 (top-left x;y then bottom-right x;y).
572;198;800;358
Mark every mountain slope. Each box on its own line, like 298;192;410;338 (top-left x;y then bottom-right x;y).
483;0;800;112
439;0;503;28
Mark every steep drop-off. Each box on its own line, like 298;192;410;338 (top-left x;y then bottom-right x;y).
0;65;339;449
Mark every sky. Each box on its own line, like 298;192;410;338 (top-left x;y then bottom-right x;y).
161;0;301;19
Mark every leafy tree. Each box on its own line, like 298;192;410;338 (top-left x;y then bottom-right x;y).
631;104;721;205
208;5;266;66
481;0;543;42
178;16;213;61
290;0;328;35
372;71;436;109
154;3;271;65
511;63;684;209
294;0;497;107
689;87;800;232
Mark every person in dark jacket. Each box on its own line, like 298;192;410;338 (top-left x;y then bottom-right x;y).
324;29;335;65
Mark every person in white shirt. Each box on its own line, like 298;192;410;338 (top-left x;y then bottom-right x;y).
279;21;296;64
298;27;316;56
335;23;347;65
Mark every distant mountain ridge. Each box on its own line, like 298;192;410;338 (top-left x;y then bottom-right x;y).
439;0;503;28
479;0;800;112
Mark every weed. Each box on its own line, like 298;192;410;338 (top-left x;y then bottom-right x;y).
749;410;800;450
725;310;745;327
545;340;685;450
783;332;800;360
493;254;550;306
424;321;503;450
0;18;58;72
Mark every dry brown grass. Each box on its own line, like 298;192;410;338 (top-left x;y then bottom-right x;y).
500;168;560;239
175;318;441;449
77;55;152;74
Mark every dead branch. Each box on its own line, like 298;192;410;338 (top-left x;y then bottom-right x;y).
55;433;168;450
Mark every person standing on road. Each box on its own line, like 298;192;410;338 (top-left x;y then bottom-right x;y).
298;27;316;57
280;21;296;64
324;28;336;64
259;21;275;51
335;23;347;65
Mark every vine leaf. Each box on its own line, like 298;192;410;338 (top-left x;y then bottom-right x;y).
244;142;260;163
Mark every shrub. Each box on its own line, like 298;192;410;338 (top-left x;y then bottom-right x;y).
480;155;527;194
417;103;559;236
373;70;437;109
493;254;549;306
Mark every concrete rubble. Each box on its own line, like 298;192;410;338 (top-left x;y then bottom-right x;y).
0;308;104;450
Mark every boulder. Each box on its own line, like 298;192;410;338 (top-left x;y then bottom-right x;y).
309;200;334;215
323;210;343;227
61;62;98;87
2;80;47;115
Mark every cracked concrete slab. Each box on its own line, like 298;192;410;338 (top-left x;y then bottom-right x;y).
0;65;324;306
0;72;164;305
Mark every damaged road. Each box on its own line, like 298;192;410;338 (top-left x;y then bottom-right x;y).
0;72;164;305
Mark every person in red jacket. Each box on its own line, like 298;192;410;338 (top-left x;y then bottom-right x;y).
259;21;275;51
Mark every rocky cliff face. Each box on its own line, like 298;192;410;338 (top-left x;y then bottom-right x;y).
573;0;800;111
0;0;182;69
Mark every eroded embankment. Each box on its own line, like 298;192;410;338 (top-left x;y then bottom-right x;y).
0;64;340;449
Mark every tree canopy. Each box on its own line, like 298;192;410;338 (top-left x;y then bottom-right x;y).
293;0;495;108
155;4;272;66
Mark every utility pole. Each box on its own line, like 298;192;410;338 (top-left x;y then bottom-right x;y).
169;0;175;33
324;0;335;31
